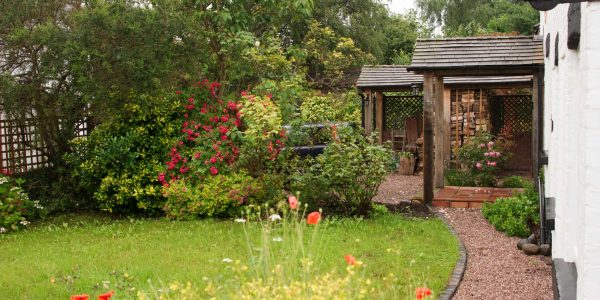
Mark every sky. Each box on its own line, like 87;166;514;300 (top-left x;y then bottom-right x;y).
387;0;416;14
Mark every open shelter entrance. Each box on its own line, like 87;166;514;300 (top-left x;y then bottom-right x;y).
406;36;544;205
357;64;536;178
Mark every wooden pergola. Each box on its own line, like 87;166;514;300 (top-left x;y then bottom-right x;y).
406;36;544;205
357;65;534;145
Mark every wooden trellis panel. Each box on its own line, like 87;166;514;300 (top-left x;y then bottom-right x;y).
0;116;89;174
489;95;533;134
383;95;423;130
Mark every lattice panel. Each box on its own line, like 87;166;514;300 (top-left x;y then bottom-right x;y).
383;95;423;129
490;95;533;134
0;116;89;174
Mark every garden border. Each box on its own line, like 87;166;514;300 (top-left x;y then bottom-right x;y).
431;206;468;300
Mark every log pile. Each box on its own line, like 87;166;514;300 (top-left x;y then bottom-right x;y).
451;90;489;151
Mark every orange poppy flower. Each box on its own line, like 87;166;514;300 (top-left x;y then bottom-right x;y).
415;287;432;300
98;291;114;300
70;295;89;300
306;211;321;225
345;254;356;265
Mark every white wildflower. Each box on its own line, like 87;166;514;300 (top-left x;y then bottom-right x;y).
222;258;233;263
0;177;8;184
0;227;6;233
20;220;30;226
234;218;246;223
269;214;281;222
33;200;44;209
272;237;283;242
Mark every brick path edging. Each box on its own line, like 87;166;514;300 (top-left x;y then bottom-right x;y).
430;206;467;300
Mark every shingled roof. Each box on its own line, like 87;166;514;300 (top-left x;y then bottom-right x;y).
408;36;544;71
357;65;532;89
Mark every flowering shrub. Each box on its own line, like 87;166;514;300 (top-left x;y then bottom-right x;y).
158;82;288;219
0;171;40;233
158;80;243;188
446;132;512;187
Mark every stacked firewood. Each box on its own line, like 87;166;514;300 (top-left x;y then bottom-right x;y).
450;90;489;150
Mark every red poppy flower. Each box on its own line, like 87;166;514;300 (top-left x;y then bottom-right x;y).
210;166;219;175
97;291;114;300
415;287;432;300
70;295;89;300
221;115;229;122
288;195;298;209
307;211;321;225
345;254;356;266
175;90;182;95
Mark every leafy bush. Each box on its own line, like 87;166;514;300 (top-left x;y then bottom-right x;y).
66;94;181;214
0;172;41;233
291;129;393;216
299;91;361;124
445;132;512;187
163;172;265;219
482;183;539;237
501;175;529;188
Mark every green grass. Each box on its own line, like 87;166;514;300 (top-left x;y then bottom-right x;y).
0;213;459;299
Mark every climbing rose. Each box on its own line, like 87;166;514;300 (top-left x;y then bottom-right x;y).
415;287;432;300
288;195;298;209
209;166;219;175
345;255;356;266
307;211;321;225
475;162;482;170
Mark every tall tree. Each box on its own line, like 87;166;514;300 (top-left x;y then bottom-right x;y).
416;0;538;37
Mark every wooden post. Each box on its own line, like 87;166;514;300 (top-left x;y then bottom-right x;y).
423;73;434;205
434;76;445;188
376;91;384;144
455;90;460;154
479;89;483;131
443;87;451;163
532;73;540;178
364;90;373;136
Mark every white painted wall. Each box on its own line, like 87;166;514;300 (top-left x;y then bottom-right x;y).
541;3;600;298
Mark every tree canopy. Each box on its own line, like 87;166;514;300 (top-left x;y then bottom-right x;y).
415;0;539;37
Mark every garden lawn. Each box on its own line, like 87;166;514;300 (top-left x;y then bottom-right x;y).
0;214;459;299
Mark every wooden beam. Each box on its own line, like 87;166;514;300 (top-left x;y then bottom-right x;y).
443;87;452;163
376;91;384;144
423;73;434;205
434;75;445;188
532;73;540;178
410;68;540;76
364;90;373;136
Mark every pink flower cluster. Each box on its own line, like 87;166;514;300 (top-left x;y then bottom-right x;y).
475;140;502;170
159;80;242;187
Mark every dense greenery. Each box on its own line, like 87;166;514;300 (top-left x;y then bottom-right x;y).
291;128;393;216
482;183;539;237
0;173;40;233
0;213;459;299
416;0;539;37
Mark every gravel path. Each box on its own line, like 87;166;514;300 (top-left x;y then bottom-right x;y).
438;208;553;300
373;173;422;204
